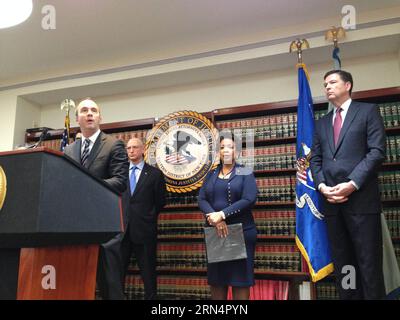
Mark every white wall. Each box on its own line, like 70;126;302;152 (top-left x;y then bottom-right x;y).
14;97;42;148
0;93;17;151
39;52;400;130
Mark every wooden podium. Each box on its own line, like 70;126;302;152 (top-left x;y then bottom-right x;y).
0;148;123;300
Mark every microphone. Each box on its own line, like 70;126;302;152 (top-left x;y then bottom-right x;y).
26;128;50;149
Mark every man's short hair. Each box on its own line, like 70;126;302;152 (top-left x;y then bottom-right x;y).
75;98;99;116
127;137;145;147
324;70;354;95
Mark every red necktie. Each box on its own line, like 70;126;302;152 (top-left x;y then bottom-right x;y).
333;107;343;146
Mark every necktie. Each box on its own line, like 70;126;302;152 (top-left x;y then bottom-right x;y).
81;138;91;166
333;107;343;147
130;166;137;195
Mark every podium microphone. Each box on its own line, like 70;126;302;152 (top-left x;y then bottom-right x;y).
26;128;50;149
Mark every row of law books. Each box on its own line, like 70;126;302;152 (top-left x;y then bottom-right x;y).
385;135;400;163
127;242;303;273
157;210;297;238
379;101;400;128
165;192;199;207
316;282;339;300
108;129;149;143
152;134;398;173
253;209;296;237
156;243;207;270
124;275;210;300
256;176;296;203
33;100;400;152
124;275;291;300
158;212;204;237
157;208;400;240
216;113;297;140
166;172;399;206
239;144;297;171
254;244;302;272
378;171;400;200
383;207;400;238
165;177;297;206
312;102;400;129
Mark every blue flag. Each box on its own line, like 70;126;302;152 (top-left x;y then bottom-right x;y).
295;65;334;282
332;47;341;69
60;114;70;152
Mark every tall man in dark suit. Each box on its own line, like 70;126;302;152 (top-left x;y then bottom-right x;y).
121;137;166;300
310;70;386;299
64;98;129;300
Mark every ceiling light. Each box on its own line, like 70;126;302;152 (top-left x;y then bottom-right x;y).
0;0;33;29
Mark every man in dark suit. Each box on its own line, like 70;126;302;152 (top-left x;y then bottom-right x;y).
64;98;129;300
121;137;166;300
310;70;386;299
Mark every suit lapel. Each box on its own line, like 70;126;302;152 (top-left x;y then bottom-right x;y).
325;111;335;156
73;139;82;163
207;167;220;194
334;102;360;155
131;163;149;197
228;165;239;182
85;132;106;169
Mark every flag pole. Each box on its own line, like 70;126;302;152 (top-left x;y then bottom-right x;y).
290;39;334;283
60;99;75;151
325;26;346;112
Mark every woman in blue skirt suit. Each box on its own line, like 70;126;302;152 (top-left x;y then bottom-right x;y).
198;134;258;300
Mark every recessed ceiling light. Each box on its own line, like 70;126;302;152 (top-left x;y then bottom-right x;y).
0;0;33;29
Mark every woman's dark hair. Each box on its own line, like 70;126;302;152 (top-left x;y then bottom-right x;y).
219;131;240;145
219;131;241;152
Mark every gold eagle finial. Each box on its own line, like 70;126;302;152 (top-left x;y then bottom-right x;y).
325;26;346;48
289;38;310;64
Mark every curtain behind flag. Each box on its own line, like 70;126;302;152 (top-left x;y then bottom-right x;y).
295;64;334;282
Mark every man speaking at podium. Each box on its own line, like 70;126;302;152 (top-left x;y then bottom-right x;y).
64;98;129;300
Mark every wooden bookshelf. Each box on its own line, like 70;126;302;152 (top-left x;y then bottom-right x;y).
26;86;400;300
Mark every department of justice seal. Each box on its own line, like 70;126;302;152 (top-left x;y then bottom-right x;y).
145;111;218;193
0;166;7;211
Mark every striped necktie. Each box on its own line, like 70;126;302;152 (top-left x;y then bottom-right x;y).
81;138;91;166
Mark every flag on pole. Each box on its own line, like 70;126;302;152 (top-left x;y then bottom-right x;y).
332;47;341;70
295;64;334;282
60;113;70;151
327;46;342;113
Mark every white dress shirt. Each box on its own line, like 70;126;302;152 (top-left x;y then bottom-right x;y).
318;98;359;191
129;160;145;183
81;129;101;156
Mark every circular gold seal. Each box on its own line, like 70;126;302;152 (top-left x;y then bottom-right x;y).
145;111;218;193
0;166;7;211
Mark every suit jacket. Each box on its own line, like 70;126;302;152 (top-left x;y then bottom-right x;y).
122;163;166;243
310;101;386;215
64;132;129;194
198;164;258;230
